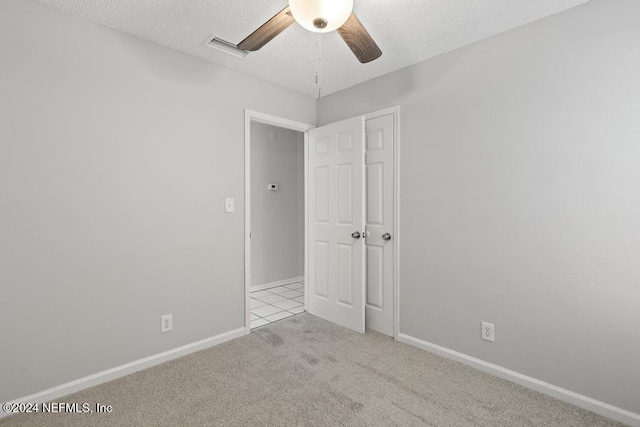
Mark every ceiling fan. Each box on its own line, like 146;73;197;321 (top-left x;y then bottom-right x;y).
237;0;382;64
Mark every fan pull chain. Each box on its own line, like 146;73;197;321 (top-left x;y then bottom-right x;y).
315;31;322;99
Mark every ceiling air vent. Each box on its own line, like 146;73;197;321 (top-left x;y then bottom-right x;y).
205;36;249;58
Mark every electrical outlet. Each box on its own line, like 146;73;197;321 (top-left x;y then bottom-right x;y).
481;321;494;342
161;314;173;333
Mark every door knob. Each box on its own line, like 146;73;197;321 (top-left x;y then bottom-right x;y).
351;231;361;239
382;233;391;241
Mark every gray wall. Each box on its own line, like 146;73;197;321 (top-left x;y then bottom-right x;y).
250;122;304;287
318;0;640;414
0;0;315;402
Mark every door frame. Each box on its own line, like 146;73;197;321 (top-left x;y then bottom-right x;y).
244;110;314;333
244;107;400;339
363;106;400;339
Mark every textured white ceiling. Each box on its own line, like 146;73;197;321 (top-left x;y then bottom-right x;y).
36;0;588;98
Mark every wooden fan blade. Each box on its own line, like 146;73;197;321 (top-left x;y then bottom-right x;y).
336;12;382;64
237;6;295;51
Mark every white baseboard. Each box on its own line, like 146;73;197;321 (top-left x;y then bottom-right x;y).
250;276;304;292
398;334;640;426
2;327;247;419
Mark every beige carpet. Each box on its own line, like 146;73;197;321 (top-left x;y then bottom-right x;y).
2;314;624;426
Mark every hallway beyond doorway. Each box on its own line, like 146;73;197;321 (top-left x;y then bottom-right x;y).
250;282;305;329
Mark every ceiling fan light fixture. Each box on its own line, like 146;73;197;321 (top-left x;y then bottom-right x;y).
288;0;354;33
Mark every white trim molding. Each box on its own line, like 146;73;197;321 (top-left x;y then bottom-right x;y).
250;276;304;292
1;327;246;419
398;334;640;426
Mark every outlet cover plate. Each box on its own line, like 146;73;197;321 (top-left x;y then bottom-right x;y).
161;314;173;333
481;321;494;342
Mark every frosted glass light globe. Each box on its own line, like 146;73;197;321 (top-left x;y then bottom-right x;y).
288;0;354;33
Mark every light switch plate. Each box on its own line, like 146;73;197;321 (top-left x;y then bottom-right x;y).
225;198;234;213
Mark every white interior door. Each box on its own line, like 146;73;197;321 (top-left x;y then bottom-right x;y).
364;114;394;336
308;116;365;333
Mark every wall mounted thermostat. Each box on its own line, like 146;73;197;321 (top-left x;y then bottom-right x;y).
268;184;279;191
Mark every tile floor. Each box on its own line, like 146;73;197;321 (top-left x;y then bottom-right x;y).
250;281;305;329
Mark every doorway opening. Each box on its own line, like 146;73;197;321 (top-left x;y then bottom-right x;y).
244;111;314;332
249;121;305;328
244;107;399;338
